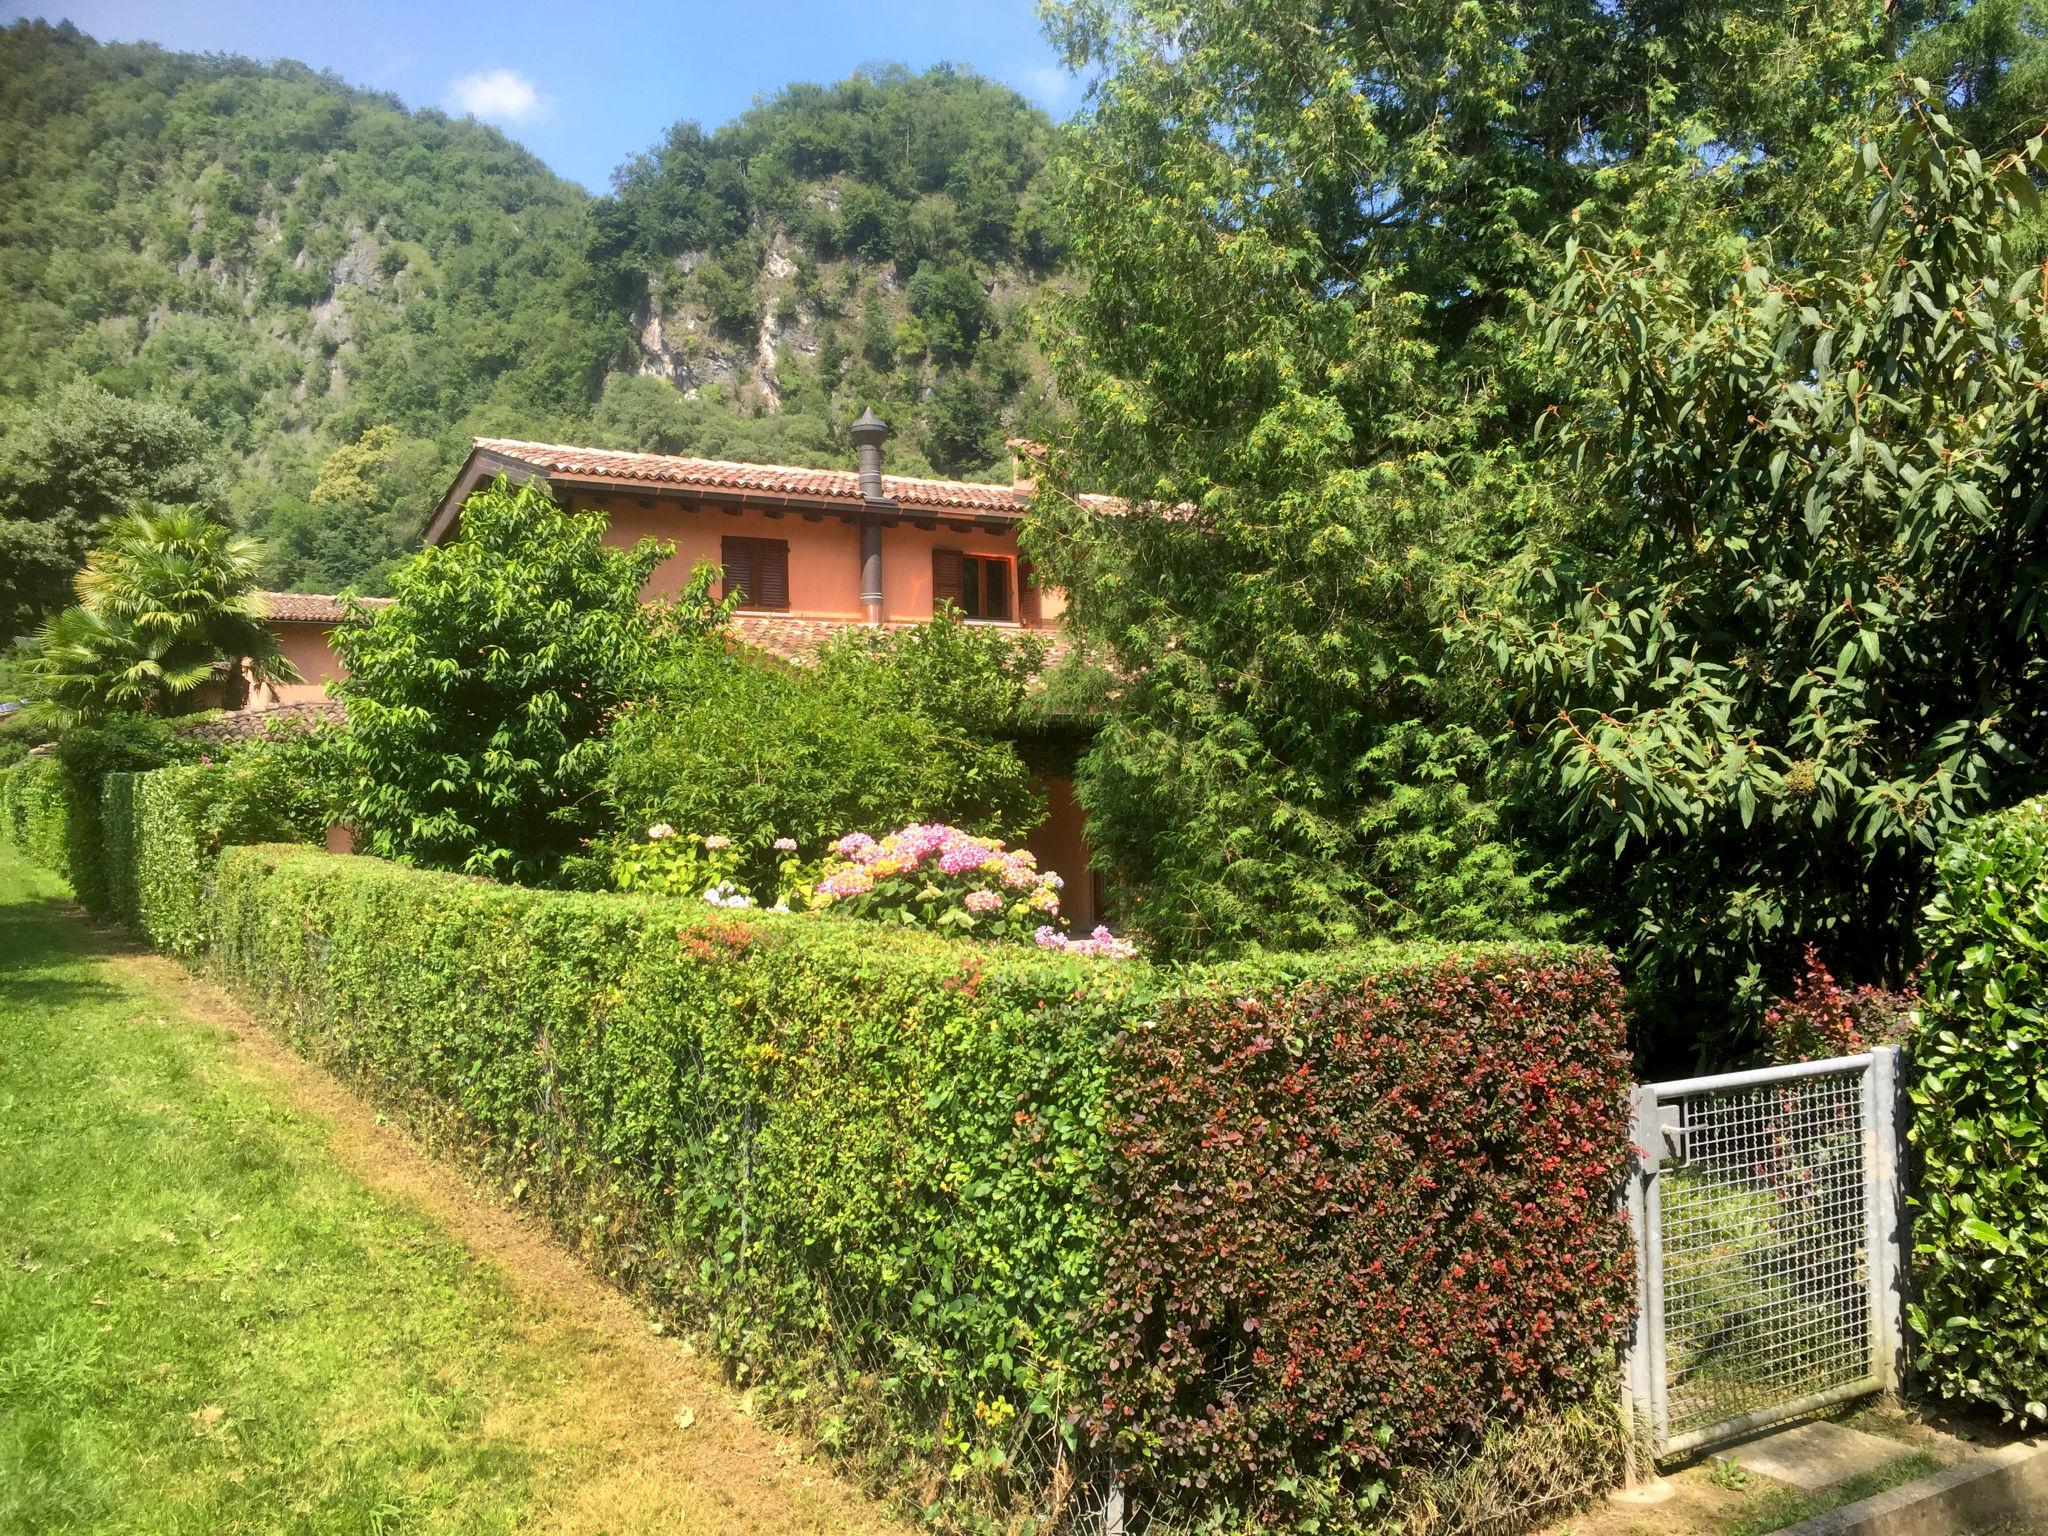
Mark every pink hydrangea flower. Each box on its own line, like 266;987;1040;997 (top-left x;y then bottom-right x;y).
964;889;1002;914
647;823;675;841
773;837;798;852
939;839;998;876
703;834;731;850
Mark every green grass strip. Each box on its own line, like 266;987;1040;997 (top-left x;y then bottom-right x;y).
0;852;550;1534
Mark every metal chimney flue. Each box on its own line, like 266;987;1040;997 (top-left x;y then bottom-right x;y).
851;407;892;506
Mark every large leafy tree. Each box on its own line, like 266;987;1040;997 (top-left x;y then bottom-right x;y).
0;382;227;636
1023;0;1712;953
23;504;293;723
335;478;674;884
1466;97;2048;1057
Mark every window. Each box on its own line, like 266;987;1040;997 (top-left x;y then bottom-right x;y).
933;549;1013;621
721;536;790;611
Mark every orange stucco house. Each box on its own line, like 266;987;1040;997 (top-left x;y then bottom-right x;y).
248;413;1105;922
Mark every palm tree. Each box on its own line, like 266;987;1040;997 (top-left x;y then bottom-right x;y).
24;504;299;722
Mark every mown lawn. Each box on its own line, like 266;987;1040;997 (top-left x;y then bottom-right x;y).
0;852;893;1536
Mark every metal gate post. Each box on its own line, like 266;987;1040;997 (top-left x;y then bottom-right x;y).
1619;1084;1662;1484
1869;1046;1905;1391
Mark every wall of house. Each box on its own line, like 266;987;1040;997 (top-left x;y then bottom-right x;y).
879;520;1044;624
245;622;345;708
580;495;1060;627
591;498;867;617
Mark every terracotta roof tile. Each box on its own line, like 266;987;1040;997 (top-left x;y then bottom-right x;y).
178;700;346;742
474;437;1032;515
259;591;392;623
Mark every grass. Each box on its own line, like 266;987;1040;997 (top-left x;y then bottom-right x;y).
0;850;894;1535
1722;1450;1942;1536
0;854;561;1532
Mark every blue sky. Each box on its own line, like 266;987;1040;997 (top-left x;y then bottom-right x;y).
1;1;1079;190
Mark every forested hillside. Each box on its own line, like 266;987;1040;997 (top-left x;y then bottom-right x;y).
0;21;1062;601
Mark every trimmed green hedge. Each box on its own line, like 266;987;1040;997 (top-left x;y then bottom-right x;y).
64;723;204;912
208;844;1130;1513
1909;794;2048;1429
101;768;216;955
3;756;68;869
203;844;1633;1529
97;756;331;956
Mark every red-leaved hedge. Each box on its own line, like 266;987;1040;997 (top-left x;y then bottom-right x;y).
1098;948;1635;1524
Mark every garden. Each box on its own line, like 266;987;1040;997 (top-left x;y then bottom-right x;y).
3;42;2046;1535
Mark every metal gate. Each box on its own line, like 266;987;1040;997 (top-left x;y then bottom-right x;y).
1621;1048;1905;1464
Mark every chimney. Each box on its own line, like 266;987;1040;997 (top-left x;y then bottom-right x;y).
851;407;892;506
1006;436;1047;495
852;407;892;625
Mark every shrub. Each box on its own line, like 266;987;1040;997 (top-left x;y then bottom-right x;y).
1760;945;1918;1065
336;477;679;884
198;844;1631;1531
4;754;67;866
604;634;1042;894
607;825;793;910
1098;949;1634;1528
1908;795;2048;1429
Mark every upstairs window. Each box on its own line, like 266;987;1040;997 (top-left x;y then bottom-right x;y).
933;549;1013;622
721;536;790;611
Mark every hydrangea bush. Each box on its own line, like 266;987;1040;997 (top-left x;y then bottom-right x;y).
813;823;1069;942
611;819;1137;954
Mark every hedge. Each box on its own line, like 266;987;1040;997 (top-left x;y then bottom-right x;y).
100;768;225;956
1100;954;1635;1525
1909;794;2048;1429
3;756;67;869
203;843;1633;1530
1;720;200;904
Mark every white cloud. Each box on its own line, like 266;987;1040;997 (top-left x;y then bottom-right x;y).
444;68;549;125
1026;64;1075;106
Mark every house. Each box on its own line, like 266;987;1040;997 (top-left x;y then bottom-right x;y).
249;592;386;707
424;413;1071;633
255;412;1106;922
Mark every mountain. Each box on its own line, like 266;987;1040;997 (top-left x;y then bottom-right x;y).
0;21;1064;595
586;63;1065;480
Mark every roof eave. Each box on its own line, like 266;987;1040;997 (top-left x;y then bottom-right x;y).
424;446;553;546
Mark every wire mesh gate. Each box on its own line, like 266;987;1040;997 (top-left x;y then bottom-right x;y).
1620;1048;1905;1465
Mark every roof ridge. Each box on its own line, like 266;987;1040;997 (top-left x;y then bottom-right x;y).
474;436;1020;498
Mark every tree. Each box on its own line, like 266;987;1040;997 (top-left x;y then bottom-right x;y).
1025;0;1694;953
22;504;295;723
0;383;227;636
1464;97;2048;1059
334;478;675;884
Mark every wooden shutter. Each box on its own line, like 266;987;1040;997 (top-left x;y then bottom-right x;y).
933;548;964;613
757;540;790;610
721;537;791;610
720;536;753;606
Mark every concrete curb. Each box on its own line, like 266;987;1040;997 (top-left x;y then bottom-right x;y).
1774;1439;2048;1535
